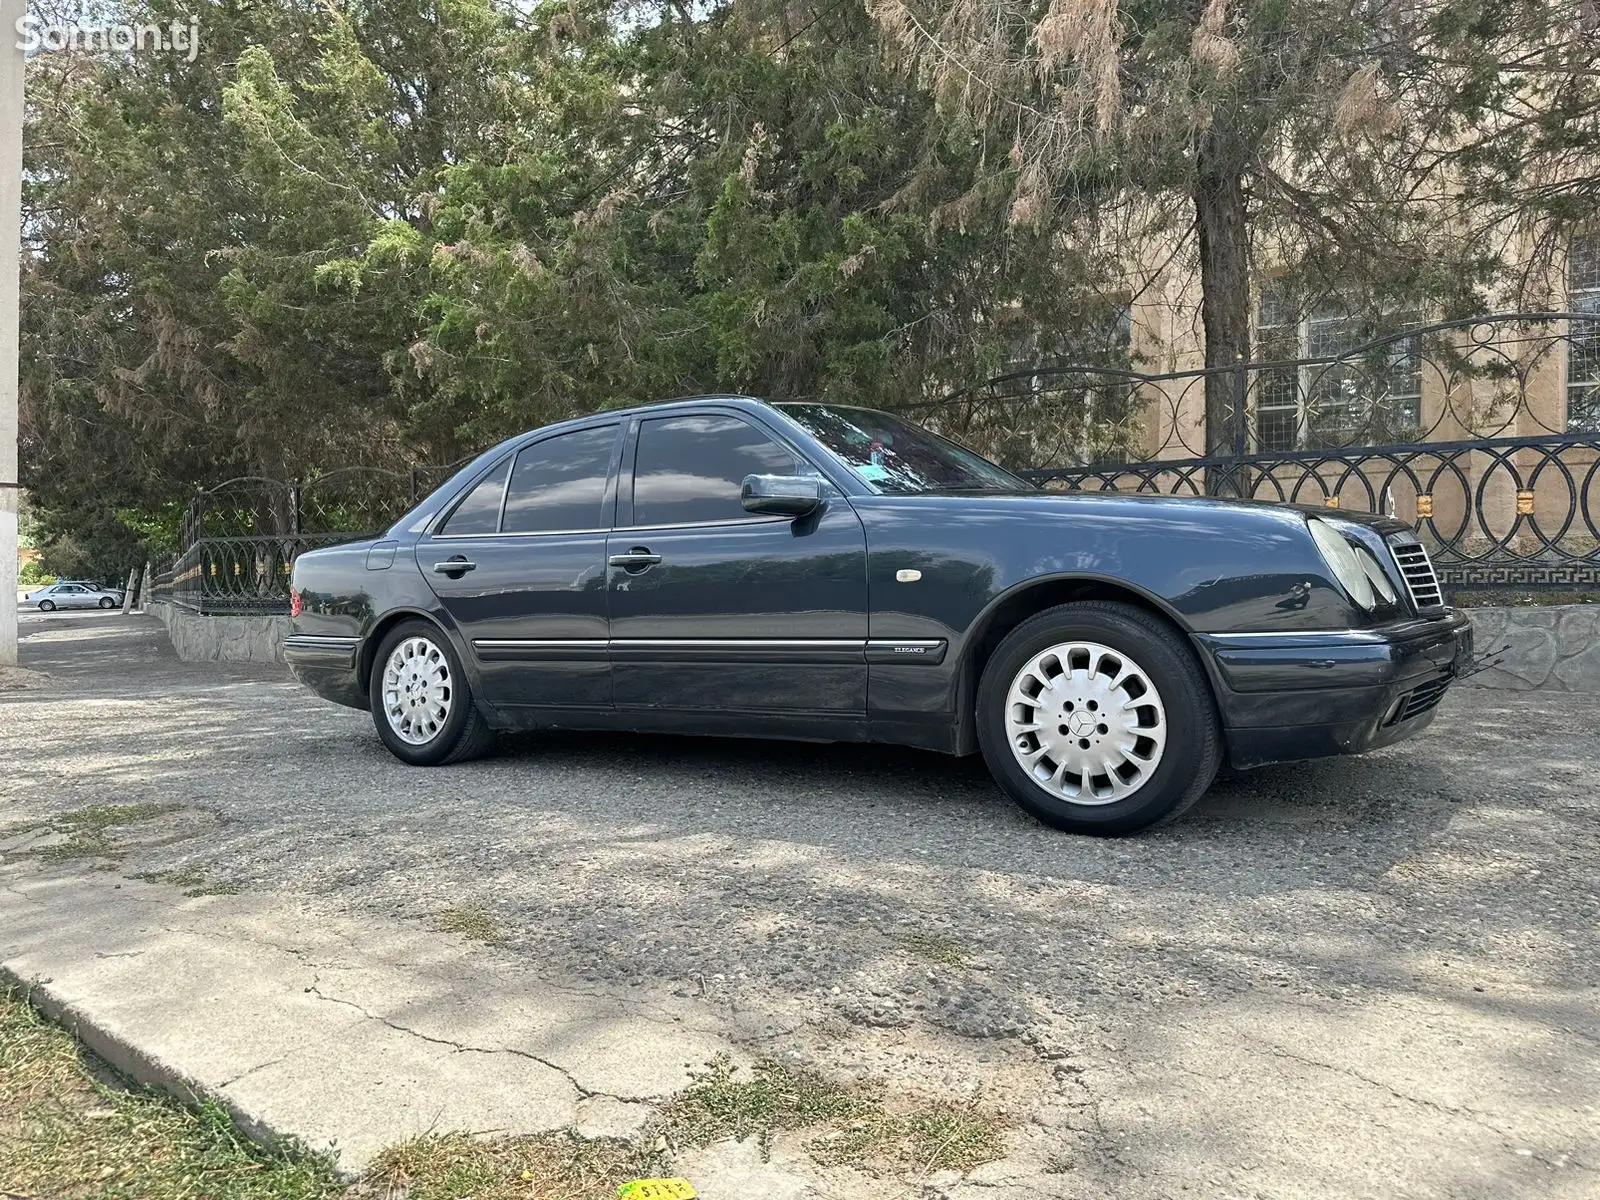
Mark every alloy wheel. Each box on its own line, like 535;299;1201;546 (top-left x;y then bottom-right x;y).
1003;640;1168;805
381;636;454;746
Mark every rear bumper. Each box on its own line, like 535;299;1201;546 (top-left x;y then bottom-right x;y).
1203;611;1473;770
284;635;367;710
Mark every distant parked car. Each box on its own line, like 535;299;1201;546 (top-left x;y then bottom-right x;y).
23;582;124;611
285;396;1472;836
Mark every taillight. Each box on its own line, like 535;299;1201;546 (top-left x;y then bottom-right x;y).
289;588;303;618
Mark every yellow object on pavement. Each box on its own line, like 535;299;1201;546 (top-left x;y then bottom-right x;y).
617;1180;698;1200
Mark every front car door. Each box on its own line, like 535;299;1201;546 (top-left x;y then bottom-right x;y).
606;409;869;719
419;422;623;712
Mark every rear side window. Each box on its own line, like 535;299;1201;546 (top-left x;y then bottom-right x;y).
631;414;798;526
440;459;511;535
502;425;619;534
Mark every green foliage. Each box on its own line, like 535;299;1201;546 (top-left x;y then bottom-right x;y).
19;0;1583;549
17;561;54;589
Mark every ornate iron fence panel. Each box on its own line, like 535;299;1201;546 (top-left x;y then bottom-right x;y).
159;534;364;615
1021;435;1600;591
930;312;1600;593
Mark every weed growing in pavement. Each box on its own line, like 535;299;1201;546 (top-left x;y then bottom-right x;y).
434;904;508;943
659;1054;1006;1174
898;929;970;967
355;1130;662;1200
0;985;341;1199
131;866;210;888
130;867;244;897
29;802;181;863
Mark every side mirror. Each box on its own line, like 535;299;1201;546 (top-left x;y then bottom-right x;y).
741;473;822;518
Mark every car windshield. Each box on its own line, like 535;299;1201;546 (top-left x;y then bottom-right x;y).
778;404;1033;494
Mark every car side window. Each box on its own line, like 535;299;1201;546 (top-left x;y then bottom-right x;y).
502;425;619;534
440;458;511;536
631;414;799;527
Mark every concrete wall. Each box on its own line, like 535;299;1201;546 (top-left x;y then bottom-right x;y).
1461;604;1600;693
153;601;289;665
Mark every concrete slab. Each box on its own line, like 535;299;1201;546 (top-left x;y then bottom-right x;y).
0;868;741;1173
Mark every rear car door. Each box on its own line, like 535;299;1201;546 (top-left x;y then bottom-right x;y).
607;410;869;716
418;423;623;711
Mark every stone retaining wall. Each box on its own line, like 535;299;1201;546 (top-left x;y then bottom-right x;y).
1461;603;1600;692
152;601;289;665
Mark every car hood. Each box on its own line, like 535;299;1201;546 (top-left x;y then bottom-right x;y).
881;488;1417;538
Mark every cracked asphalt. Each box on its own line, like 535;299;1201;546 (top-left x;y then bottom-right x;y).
3;613;1598;1198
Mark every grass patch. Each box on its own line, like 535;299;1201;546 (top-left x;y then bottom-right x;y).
434;904;507;944
354;1130;660;1200
898;929;970;968
362;1058;1008;1195
19;803;180;865
661;1055;1006;1174
0;985;341;1199
131;867;243;898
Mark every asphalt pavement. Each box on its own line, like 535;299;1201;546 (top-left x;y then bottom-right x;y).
2;613;1596;1198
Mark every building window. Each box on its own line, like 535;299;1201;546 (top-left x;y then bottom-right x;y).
1568;234;1600;433
1253;282;1423;451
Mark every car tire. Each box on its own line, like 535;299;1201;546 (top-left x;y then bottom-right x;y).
38;600;54;612
99;596;116;609
975;601;1221;836
368;619;496;766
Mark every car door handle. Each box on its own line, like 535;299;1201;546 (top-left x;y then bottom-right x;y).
432;557;476;575
608;548;662;573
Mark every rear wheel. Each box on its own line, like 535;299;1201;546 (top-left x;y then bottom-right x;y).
976;601;1221;835
368;620;496;766
38;599;54;612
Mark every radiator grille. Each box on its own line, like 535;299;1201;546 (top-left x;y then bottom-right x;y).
1391;541;1444;610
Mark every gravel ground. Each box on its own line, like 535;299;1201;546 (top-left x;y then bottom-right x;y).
4;613;1598;1198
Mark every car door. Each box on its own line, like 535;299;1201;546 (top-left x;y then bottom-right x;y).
56;584;92;609
607;410;869;716
418;422;623;712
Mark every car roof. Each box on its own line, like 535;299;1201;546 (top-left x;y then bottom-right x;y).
526;394;774;437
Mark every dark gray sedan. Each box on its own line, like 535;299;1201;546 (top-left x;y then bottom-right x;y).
285;397;1472;835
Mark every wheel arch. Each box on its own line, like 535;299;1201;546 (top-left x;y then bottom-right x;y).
357;607;458;696
954;574;1225;753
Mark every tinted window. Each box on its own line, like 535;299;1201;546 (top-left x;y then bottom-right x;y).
441;458;511;535
632;414;798;526
502;425;618;534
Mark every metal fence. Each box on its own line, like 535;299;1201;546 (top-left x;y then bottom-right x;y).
153;459;474;614
927;312;1600;593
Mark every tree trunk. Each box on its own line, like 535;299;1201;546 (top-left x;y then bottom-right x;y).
1194;121;1251;494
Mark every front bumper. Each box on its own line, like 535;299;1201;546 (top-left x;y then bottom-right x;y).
1202;611;1473;770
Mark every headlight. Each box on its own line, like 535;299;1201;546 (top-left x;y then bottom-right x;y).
1308;518;1376;610
1356;546;1397;605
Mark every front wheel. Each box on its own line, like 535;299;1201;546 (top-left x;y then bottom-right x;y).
99;596;117;609
976;601;1221;836
368;620;496;766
